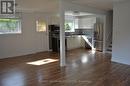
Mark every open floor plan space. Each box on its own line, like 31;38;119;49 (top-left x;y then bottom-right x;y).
0;48;130;86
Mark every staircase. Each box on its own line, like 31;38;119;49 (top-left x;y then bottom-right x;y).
82;35;95;50
106;42;112;53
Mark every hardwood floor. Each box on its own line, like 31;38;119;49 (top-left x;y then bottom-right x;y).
0;48;130;86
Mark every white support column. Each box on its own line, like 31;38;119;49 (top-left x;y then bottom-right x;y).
92;27;95;50
103;15;106;53
59;0;66;67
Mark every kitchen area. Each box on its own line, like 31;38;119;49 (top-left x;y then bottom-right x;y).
49;11;104;52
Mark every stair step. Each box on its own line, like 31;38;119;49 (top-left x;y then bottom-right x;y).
107;50;112;52
106;51;112;54
109;45;112;48
106;42;112;52
107;48;112;52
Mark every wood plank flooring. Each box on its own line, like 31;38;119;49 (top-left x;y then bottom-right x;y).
0;48;130;86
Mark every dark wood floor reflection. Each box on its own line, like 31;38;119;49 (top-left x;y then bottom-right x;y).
0;48;130;86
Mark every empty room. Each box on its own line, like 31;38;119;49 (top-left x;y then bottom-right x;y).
0;0;130;86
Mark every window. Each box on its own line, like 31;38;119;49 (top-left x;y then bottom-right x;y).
65;20;74;32
0;18;21;34
65;16;79;32
36;20;46;32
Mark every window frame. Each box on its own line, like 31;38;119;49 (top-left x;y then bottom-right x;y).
65;19;75;32
0;18;22;35
65;16;79;32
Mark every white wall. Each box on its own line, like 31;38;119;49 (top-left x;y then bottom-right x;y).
112;1;130;65
78;17;96;29
0;13;59;59
104;11;113;50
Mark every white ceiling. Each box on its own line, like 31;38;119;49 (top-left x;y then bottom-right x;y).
70;0;127;11
16;0;127;13
16;0;59;13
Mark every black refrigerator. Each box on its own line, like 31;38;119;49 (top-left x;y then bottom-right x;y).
49;25;60;52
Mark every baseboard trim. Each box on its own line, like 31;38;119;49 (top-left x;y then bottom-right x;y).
112;57;130;65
